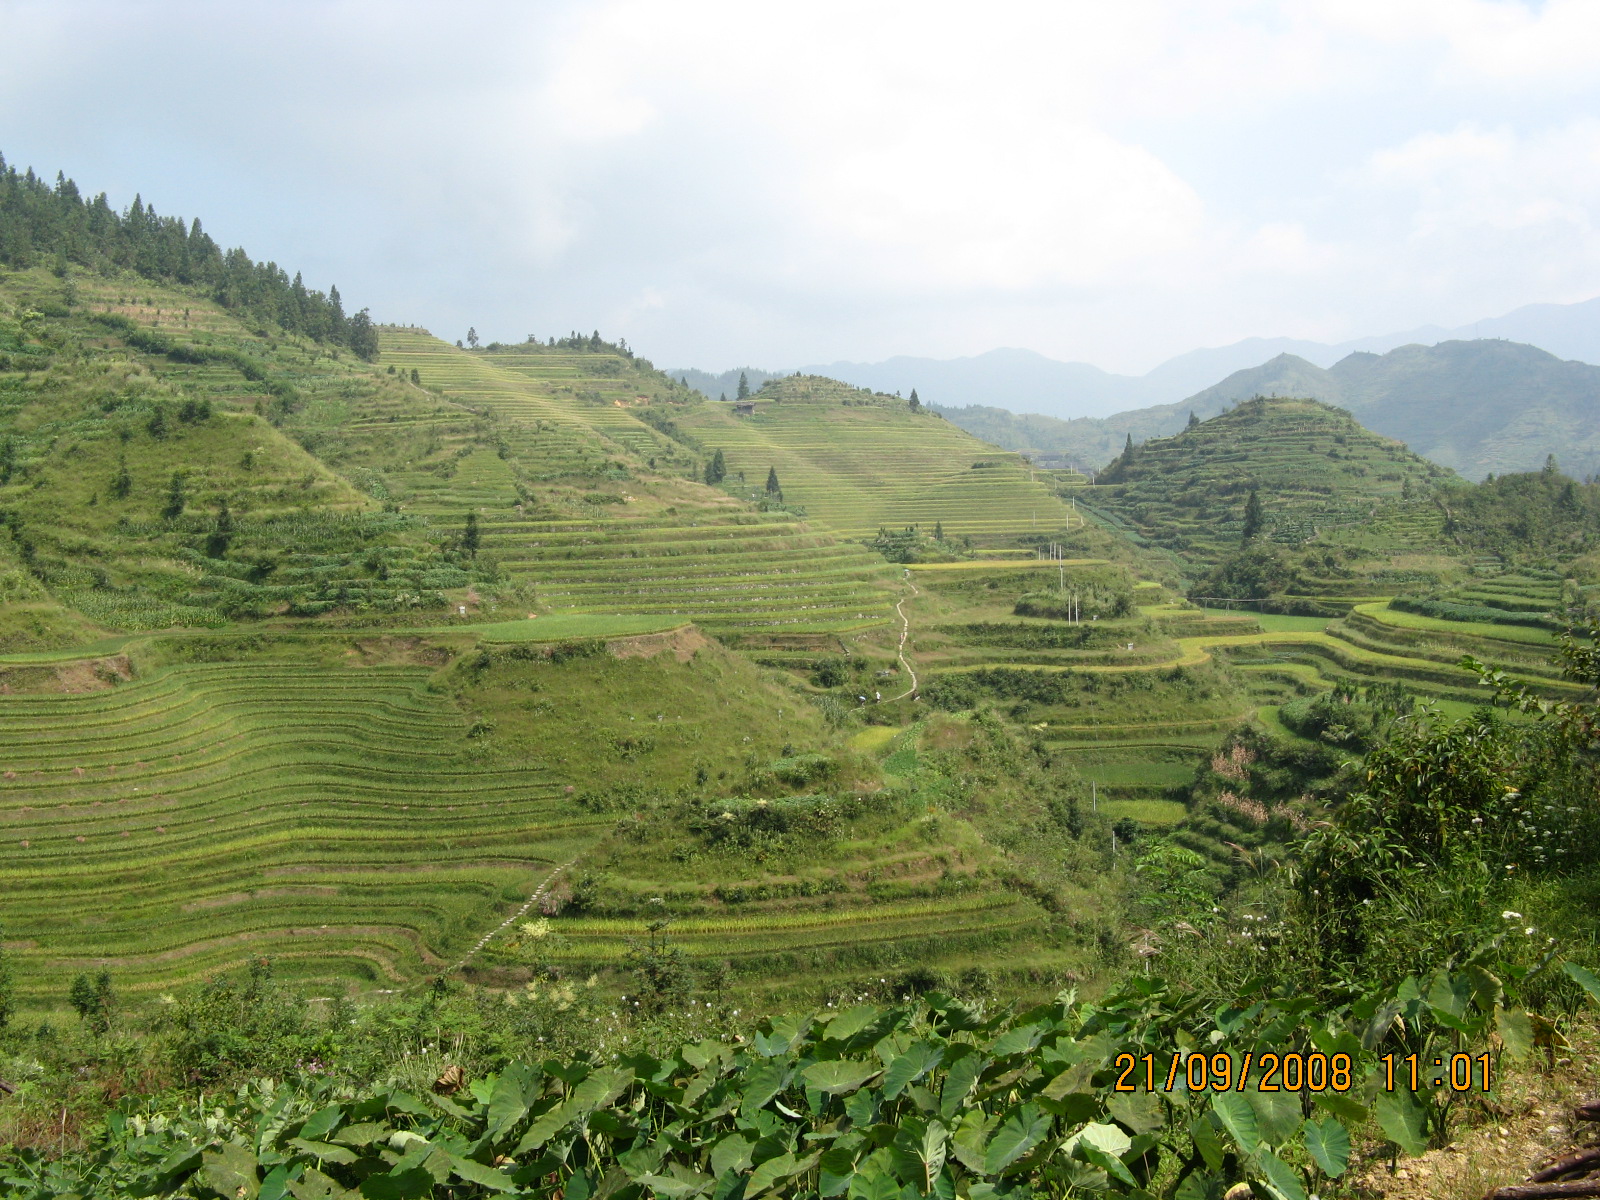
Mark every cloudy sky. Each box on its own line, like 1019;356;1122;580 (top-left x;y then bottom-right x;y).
3;0;1599;373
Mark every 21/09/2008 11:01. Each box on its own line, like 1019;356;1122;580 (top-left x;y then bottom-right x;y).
1111;1050;1493;1093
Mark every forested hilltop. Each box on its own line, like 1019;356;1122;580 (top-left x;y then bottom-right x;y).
0;155;377;359
2;159;1600;1200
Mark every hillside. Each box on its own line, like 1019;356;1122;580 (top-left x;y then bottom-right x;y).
669;374;1099;545
1088;396;1453;562
1;242;1125;1006
940;339;1600;480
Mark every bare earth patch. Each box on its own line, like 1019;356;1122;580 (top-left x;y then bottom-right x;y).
1347;1023;1599;1199
607;625;708;663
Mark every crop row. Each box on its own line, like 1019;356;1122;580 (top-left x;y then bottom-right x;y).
0;660;605;995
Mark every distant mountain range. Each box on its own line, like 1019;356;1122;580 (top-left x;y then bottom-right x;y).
670;294;1600;421
936;340;1600;482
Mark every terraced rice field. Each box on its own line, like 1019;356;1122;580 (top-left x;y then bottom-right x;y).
0;659;603;998
1092;397;1452;556
674;378;1081;544
483;511;896;633
526;893;1047;970
369;331;898;631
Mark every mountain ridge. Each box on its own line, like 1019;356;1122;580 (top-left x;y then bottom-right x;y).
935;339;1600;481
669;294;1600;421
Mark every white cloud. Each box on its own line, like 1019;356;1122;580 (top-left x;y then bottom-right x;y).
1313;0;1600;86
1364;119;1600;242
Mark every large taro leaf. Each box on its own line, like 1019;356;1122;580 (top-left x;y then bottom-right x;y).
1253;1149;1309;1200
1375;1087;1428;1157
1069;1123;1136;1188
1246;1084;1302;1147
823;1006;883;1044
1209;1093;1259;1156
486;1063;540;1142
983;1104;1050;1175
938;1051;990;1121
1496;1006;1534;1061
1565;961;1600;1007
289;1167;359;1200
1172;1169;1226;1200
1311;1091;1367;1126
746;1150;821;1198
1188;1113;1224;1173
882;1042;944;1100
298;1106;345;1144
740;1059;793;1113
888;1119;948;1191
1302;1117;1351;1178
987;1024;1046;1059
819;1145;861;1198
803;1060;884;1096
710;1132;757;1179
195;1142;259;1200
1106;1089;1163;1135
446;1156;516;1195
949;1108;998;1174
357;1168;435;1200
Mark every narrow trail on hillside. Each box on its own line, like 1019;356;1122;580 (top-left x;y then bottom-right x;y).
451;856;581;974
890;578;920;701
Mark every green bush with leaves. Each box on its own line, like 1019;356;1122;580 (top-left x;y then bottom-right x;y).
14;965;1600;1200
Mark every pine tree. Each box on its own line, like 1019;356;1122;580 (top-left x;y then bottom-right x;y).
462;513;481;556
205;499;233;558
69;971;113;1033
410;368;421;384
162;471;186;519
1241;488;1263;543
0;436;14;484
766;466;780;494
1187;411;1199;429
934;520;943;541
704;449;727;485
348;309;379;361
719;392;727;403
737;372;750;401
1122;433;1134;459
146;404;169;441
909;388;921;412
110;457;132;500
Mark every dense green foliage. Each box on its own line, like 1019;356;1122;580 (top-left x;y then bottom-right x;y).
1388;595;1557;630
1440;463;1600;557
12;960;1600;1199
1189;546;1298;602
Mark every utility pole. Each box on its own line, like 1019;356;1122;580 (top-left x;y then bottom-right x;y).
1092;781;1097;813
